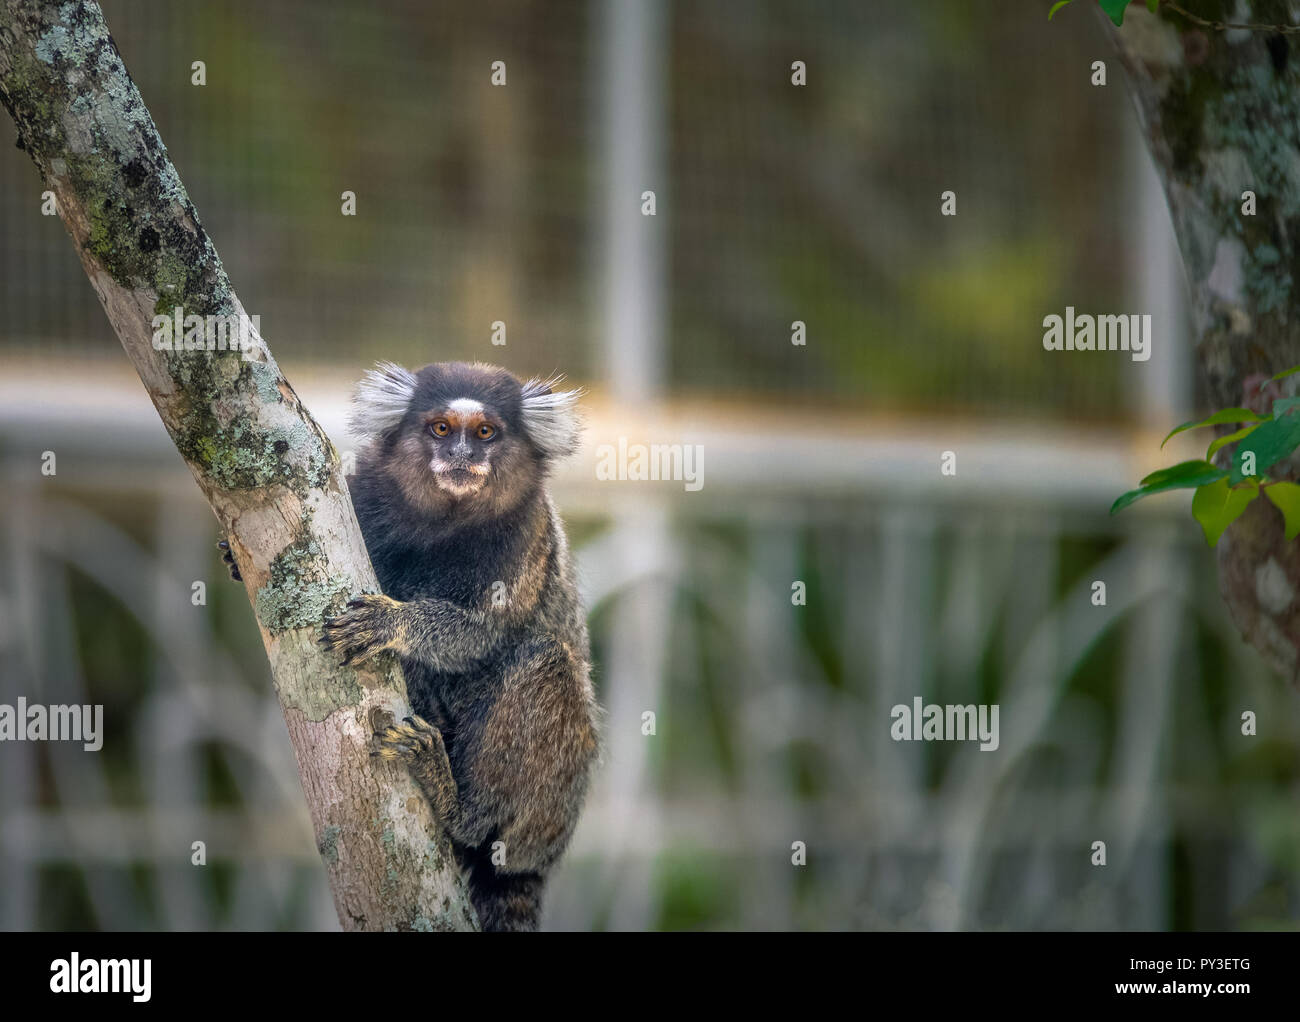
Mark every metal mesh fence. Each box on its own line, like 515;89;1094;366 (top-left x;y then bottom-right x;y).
0;0;1296;931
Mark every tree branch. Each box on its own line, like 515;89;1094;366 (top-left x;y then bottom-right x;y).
0;0;478;929
1160;1;1300;35
1106;2;1300;685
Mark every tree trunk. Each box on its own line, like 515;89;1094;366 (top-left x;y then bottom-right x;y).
0;0;478;930
1108;2;1300;685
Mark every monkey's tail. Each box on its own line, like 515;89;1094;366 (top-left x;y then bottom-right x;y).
468;852;546;932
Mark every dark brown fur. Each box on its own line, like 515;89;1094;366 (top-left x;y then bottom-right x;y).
233;361;599;931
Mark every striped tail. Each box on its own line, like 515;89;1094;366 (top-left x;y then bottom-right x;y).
468;852;545;932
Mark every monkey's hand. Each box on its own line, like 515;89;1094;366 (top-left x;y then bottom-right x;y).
373;715;466;836
217;539;242;582
320;594;407;666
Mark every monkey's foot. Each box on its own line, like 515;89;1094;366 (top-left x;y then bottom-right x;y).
373;715;444;765
217;539;242;582
319;593;404;666
373;716;459;826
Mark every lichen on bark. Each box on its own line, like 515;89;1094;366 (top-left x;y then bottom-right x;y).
3;4;222;304
1109;3;1300;682
256;533;360;636
0;0;478;929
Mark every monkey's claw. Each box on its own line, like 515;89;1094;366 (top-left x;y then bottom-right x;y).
373;714;443;764
217;538;242;582
319;593;402;666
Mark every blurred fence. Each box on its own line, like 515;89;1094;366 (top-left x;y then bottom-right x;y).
3;0;1156;417
1;0;1299;931
2;374;1298;930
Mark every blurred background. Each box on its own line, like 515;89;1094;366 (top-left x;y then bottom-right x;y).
1;0;1298;930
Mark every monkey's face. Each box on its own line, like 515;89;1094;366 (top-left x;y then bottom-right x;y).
420;397;512;498
351;360;582;522
402;369;536;512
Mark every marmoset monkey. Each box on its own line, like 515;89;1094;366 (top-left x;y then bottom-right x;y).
223;361;599;931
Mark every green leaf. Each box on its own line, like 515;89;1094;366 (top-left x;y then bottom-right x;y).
1264;482;1300;541
1192;478;1260;547
1206;423;1261;459
1161;407;1266;448
1230;410;1300;483
1274;396;1300;417
1047;0;1073;18
1098;0;1134;26
1146;0;1158;11
1271;364;1300;383
1112;459;1228;514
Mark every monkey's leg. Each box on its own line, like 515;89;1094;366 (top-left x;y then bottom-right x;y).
374;715;470;839
466;638;598;875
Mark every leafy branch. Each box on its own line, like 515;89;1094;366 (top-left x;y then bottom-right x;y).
1049;0;1300;34
1112;366;1300;546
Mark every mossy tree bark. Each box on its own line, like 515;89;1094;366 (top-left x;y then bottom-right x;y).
0;0;478;929
1108;3;1300;685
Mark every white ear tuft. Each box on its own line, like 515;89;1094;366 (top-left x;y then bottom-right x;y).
349;361;418;442
520;375;583;458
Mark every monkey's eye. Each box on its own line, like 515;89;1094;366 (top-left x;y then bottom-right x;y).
477;423;497;440
429;420;450;437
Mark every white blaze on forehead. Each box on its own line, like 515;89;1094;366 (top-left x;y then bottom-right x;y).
447;397;485;417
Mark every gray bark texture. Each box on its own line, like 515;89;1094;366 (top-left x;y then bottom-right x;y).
1109;2;1300;685
0;0;478;930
